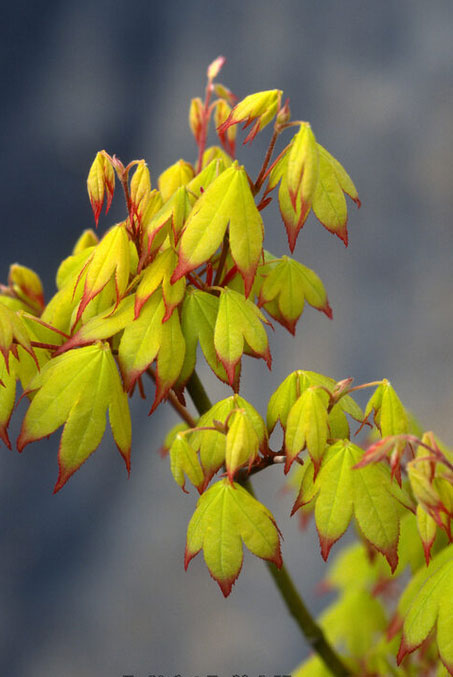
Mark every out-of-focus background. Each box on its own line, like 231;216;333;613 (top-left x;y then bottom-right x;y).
1;2;452;676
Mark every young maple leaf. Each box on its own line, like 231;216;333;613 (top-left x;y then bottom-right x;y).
396;545;453;674
17;342;131;492
291;440;410;571
172;162;264;297
213;288;271;387
185;479;282;596
258;256;332;334
217;89;282;145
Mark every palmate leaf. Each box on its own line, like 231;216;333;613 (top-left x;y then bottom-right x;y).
185;479;282;596
214;288;271;386
292;441;409;570
17;342;131;492
397;545;453;674
172;162;264;296
258;255;332;334
217;89;282;144
267;369;363;435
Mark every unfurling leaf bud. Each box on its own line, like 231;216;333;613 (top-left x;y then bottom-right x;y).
207;55;226;81
158;159;194;203
217;89;282;145
130;160;151;222
189;97;204;146
86;151;115;227
8;264;44;314
275;98;291;128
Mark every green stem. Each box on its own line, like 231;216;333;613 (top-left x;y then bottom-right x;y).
244;476;351;676
186;370;213;416
184;370;351;676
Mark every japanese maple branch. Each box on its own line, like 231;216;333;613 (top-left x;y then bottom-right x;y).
184;369;351;677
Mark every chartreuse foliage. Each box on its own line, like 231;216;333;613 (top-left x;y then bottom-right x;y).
1;57;452;675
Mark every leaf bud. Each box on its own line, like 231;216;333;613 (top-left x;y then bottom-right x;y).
86;151;115;226
206;55;225;81
8;263;44;314
189;97;204;146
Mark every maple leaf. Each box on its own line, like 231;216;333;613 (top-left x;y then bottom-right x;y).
292;441;410;571
189;394;267;485
214;288;271;387
311;145;360;246
267;369;362;435
397;545;453;674
258;255;332;334
217;89;282;144
172;162;264;297
185;479;282;596
17;342;131;492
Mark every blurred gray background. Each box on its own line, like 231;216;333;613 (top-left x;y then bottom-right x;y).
1;1;453;676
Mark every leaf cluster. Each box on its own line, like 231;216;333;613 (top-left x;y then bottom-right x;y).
1;57;452;675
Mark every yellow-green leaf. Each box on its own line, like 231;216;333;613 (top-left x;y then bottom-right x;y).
214;288;271;386
225;409;259;481
397;545;453;673
172;163;264;297
17;342;131;491
185;479;282;596
118;291;165;391
75;223;130;324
